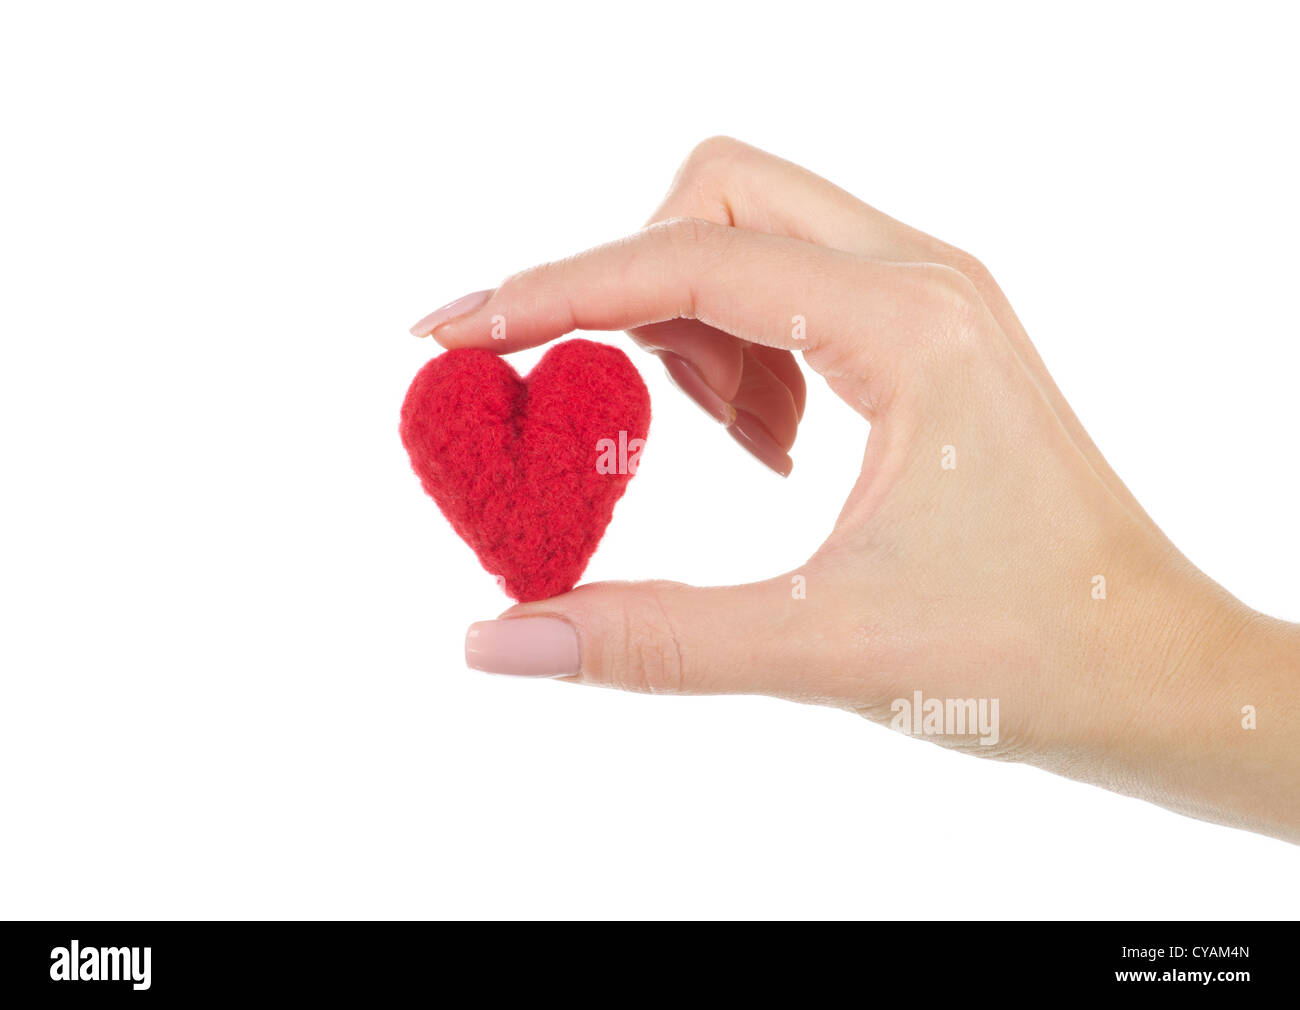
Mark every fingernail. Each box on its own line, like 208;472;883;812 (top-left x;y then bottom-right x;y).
409;289;494;337
465;617;580;678
727;408;793;477
661;353;736;425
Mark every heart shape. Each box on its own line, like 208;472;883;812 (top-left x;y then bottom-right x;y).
400;339;651;602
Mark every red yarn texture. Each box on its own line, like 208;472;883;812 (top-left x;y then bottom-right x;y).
400;340;651;602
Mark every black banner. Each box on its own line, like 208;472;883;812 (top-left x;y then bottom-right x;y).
0;920;1284;999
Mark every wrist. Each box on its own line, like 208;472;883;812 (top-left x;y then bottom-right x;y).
1169;606;1300;841
1042;550;1300;842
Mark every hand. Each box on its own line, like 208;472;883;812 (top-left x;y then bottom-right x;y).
412;137;1300;843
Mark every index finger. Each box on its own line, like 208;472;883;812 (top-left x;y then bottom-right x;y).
416;218;924;402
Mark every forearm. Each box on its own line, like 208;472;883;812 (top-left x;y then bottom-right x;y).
1161;609;1300;842
1044;568;1300;843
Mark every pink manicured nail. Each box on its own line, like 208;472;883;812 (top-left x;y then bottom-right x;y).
727;408;793;477
465;617;580;677
409;289;494;337
661;353;736;425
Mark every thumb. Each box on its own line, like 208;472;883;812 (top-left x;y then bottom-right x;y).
464;577;814;697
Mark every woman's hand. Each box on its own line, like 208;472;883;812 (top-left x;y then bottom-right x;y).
412;137;1300;843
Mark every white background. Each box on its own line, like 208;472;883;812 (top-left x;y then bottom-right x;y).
2;2;1297;919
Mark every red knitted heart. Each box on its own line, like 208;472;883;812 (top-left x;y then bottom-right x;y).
400;340;651;602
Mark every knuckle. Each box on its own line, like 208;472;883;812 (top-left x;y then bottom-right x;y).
942;247;995;290
606;583;690;695
651;217;735;288
655;215;726;250
914;237;994;287
678;135;746;177
919;260;981;305
913;262;988;354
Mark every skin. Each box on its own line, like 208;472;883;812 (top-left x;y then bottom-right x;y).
421;137;1300;845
